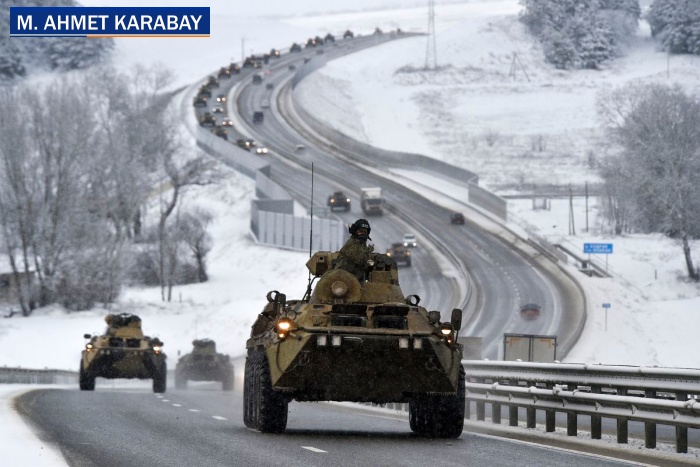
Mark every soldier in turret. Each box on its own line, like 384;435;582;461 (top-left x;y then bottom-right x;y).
335;219;374;282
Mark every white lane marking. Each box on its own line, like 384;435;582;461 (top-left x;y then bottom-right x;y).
162;399;170;402
212;415;227;420
172;404;182;407
301;446;327;453
156;395;164;399
189;409;200;412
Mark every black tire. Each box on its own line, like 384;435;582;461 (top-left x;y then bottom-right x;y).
253;349;288;433
175;371;186;390
409;365;465;438
153;360;167;393
243;350;255;428
79;361;95;391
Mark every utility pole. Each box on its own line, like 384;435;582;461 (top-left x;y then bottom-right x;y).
425;0;437;70
568;185;576;236
241;37;245;63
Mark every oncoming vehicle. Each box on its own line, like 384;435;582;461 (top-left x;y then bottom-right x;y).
244;250;465;437
237;139;258;151
175;339;234;391
80;313;167;393
216;94;227;103
402;233;417;248
212;104;224;113
261;99;270;109
386;242;411;266
520;303;541;320
221;118;234;127
327;191;351;211
255;146;269;155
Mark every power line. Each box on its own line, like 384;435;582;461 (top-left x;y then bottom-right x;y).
425;0;437;70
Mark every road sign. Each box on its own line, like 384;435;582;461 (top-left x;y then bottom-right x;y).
602;303;611;308
584;243;613;254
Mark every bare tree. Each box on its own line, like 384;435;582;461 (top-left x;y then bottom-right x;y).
179;208;213;283
598;83;700;280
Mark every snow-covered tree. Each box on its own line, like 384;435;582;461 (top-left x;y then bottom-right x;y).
520;0;640;68
598;83;700;280
648;0;700;55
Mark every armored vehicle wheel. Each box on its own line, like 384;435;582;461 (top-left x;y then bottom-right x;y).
222;370;234;391
153;360;167;394
175;373;187;390
243;351;255;428
409;366;465;438
252;349;288;433
79;362;95;391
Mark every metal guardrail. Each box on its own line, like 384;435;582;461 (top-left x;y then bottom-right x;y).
0;367;78;385
462;360;700;454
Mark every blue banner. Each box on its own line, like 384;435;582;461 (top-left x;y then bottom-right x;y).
10;7;210;37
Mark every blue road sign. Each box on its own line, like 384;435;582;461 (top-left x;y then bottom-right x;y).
602;303;611;308
584;243;613;254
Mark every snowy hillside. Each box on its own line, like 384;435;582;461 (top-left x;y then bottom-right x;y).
0;0;699;375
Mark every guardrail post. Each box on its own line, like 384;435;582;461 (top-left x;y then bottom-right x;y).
675;392;688;454
464;398;470;420
545;383;555;432
526;381;536;428
617;388;628;444
644;389;656;449
509;406;518;427
476;378;485;421
567;384;577;436
492;402;501;425
590;385;602;439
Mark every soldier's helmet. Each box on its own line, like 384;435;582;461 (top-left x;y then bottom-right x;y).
349;218;371;241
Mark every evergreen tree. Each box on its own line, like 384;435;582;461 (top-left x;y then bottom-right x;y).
648;0;700;55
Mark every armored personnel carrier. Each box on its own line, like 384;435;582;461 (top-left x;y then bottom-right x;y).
199;112;216;127
80;313;167;393
244;251;465;437
175;339;234;390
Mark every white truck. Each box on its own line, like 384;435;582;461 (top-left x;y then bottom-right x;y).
360;187;384;216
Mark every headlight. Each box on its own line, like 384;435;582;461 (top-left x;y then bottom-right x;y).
276;318;294;339
439;324;454;344
346;198;350;202
153;345;162;354
86;343;94;351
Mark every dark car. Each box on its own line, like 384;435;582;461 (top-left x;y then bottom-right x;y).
206;75;220;88
451;212;465;225
386;242;411;266
290;42;302;52
343;29;354;39
221;118;233;127
327;191;351;212
218;66;231;78
520;303;541;321
270;48;281;58
265;82;274;90
230;63;241;74
192;95;207;107
305;37;317;48
253;111;264;123
216;94;226;103
252;74;263;85
324;33;335;43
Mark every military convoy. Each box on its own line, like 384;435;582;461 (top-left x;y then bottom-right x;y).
386;242;411;266
175;339;234;391
199;112;216;127
244;250;465;437
80;313;167;393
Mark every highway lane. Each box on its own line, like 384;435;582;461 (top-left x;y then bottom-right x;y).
15;380;635;467
232;42;583;359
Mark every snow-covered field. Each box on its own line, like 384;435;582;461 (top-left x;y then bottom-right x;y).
2;0;700;462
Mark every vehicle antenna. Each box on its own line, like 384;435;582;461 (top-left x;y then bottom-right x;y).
309;162;314;259
305;163;314;301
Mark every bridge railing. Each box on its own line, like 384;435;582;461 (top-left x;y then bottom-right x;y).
462;360;700;454
0;367;78;385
